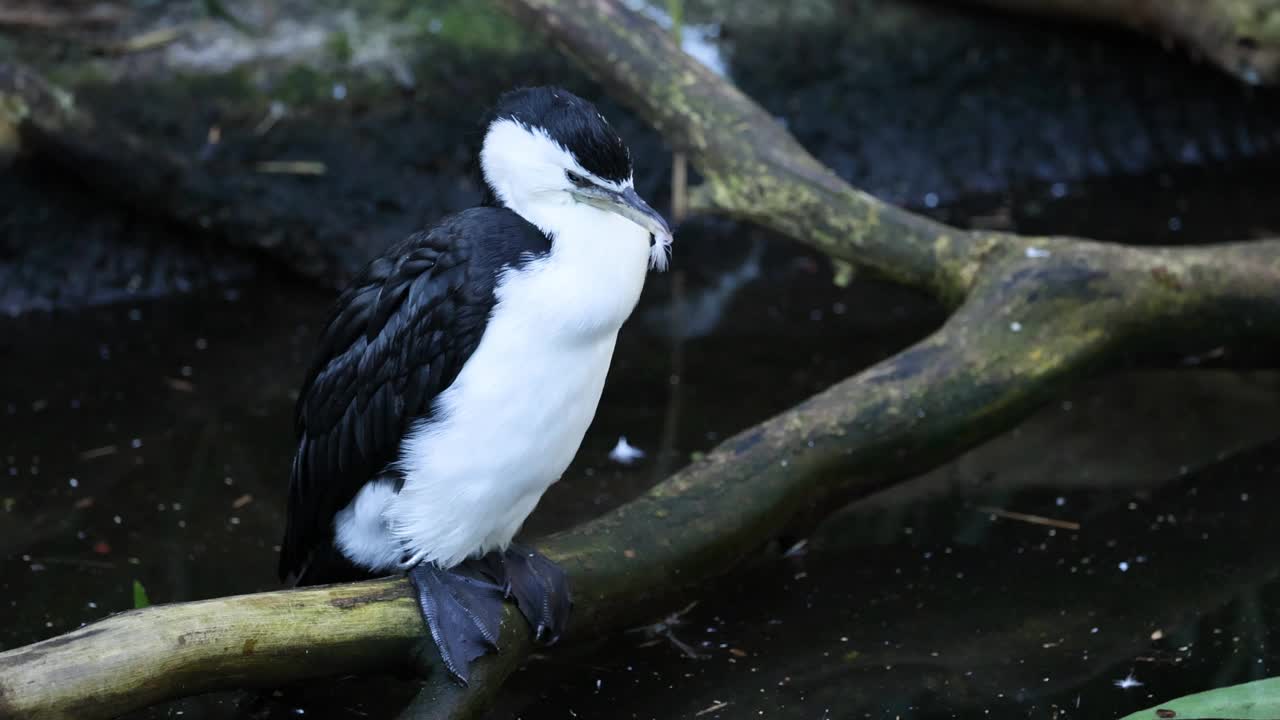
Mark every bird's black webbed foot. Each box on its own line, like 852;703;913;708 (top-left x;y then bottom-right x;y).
406;559;505;686
489;543;572;645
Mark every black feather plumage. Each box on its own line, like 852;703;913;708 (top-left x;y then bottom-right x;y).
279;206;550;583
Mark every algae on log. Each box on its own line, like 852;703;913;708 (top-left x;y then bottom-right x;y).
3;0;1280;719
963;0;1280;85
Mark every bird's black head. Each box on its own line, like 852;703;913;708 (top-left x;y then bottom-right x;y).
478;86;671;268
484;86;632;184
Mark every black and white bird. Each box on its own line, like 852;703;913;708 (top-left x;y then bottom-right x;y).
278;87;672;683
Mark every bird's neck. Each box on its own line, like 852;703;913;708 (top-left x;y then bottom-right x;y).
508;199;651;337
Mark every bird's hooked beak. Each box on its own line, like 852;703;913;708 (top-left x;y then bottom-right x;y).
573;185;674;256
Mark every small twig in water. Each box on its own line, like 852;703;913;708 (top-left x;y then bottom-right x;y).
163;377;195;392
106;25;186;54
976;506;1081;531
79;445;118;460
31;556;116;570
253;101;287;136
695;700;729;716
255;161;326;175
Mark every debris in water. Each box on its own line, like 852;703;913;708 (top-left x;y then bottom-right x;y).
628;601;702;658
112;25;187;55
783;539;808;558
80;445;118;460
1114;671;1143;689
255;160;327;175
976;506;1080;531
253;101;288;136
695;701;729;716
231;494;254;509
164;377;195;392
608;436;646;464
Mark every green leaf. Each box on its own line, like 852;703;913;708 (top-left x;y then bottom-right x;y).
1117;677;1280;719
132;580;150;609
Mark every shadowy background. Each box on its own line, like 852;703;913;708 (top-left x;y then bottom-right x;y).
2;1;1279;718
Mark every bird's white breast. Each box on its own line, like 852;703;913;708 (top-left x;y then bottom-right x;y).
335;207;651;571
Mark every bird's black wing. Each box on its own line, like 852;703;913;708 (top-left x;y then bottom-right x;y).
279;207;550;582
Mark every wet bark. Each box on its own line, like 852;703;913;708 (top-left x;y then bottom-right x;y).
964;0;1280;85
2;0;1280;718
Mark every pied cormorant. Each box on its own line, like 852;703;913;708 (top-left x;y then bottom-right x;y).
278;86;673;684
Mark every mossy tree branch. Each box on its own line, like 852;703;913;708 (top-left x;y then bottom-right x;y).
504;0;979;302
3;1;1280;719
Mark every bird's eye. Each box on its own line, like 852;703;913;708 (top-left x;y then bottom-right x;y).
565;170;590;187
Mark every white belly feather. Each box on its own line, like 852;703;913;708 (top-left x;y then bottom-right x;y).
334;209;650;571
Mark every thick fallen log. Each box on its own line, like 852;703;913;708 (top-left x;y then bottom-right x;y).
963;0;1280;85
3;0;1280;718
